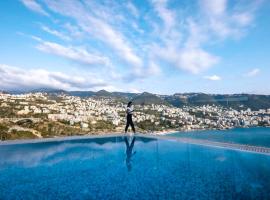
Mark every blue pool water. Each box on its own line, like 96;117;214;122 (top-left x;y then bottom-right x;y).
170;127;270;148
0;136;270;200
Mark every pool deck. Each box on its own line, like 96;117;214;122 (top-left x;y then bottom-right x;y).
1;133;270;156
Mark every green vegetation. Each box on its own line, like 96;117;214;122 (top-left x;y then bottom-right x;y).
136;120;176;131
166;94;270;111
58;120;70;125
6;130;37;140
0;107;16;118
90;120;115;131
132;92;168;106
32;113;48;118
0;124;8;141
137;120;157;131
30;99;55;105
33;121;82;138
16;119;34;128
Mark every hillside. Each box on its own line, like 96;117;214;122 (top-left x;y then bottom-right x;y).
5;89;270;110
165;93;270;110
131;92;169;105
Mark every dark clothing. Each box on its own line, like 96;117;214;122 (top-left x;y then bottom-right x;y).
124;136;136;158
125;114;135;133
124;136;136;171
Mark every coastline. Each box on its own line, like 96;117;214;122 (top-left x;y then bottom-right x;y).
149;125;270;136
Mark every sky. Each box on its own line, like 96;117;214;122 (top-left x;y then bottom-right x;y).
0;0;270;94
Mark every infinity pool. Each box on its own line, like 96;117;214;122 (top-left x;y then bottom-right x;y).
0;136;270;200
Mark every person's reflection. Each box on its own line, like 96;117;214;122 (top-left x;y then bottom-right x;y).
124;136;136;172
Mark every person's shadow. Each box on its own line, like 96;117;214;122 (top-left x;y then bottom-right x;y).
124;136;136;172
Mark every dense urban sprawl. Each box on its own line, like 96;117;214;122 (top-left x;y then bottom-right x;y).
0;92;270;140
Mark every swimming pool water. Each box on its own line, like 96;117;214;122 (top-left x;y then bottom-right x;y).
0;136;270;200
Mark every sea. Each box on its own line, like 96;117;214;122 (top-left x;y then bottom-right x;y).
169;127;270;148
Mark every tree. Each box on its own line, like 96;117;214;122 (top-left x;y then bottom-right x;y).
0;124;8;141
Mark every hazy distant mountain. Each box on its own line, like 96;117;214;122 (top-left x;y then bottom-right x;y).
6;88;67;95
164;93;270;110
30;88;67;94
68;91;95;98
0;90;9;94
110;92;137;99
4;88;270;110
94;89;112;97
92;90;137;101
132;92;169;105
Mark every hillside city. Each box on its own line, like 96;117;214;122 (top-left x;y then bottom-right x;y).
0;92;270;140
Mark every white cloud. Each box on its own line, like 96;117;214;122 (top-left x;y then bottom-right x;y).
82;18;142;67
21;0;49;16
149;0;220;74
152;0;176;34
154;45;219;74
232;12;253;27
244;68;260;77
204;75;222;81
44;0;142;68
178;48;219;74
127;2;139;18
63;23;84;39
147;62;161;75
129;88;141;93
200;0;227;16
149;0;259;74
199;0;259;39
41;25;71;41
0;64;107;91
36;41;110;66
18;0;263;87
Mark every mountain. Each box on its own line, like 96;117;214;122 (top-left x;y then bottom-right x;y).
0;90;9;94
165;93;270;110
4;88;270;110
132;92;169;105
68;91;95;98
94;90;112;97
111;92;137;99
5;88;67;95
30;88;67;94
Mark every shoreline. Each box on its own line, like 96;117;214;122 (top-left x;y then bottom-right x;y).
150;125;270;136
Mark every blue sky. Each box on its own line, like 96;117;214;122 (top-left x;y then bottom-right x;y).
0;0;270;94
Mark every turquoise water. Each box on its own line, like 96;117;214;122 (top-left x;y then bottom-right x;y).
0;136;270;199
170;127;270;148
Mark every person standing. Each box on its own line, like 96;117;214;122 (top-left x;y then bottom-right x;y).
125;101;136;134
